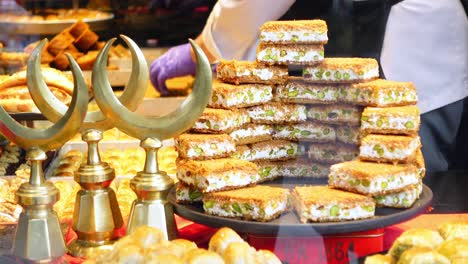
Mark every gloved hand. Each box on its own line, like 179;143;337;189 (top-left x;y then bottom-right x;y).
150;43;196;96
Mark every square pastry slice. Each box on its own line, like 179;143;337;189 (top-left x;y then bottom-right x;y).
191;108;250;134
275;80;340;104
256;43;324;66
328;160;420;195
229;124;273;145
361;106;420;135
216;60;288;85
336;125;361;145
209;80;273;109
176;158;260;193
273;122;336;142
302;58;379;83
308;143;358;164
247;102;307;125
259;19;328;45
339;79;418;107
292;186;375;223
233;140;300;161
175;133;236;160
359;134;421;163
203;185;290;222
307;104;362;125
256;159;330;179
373;183;422;208
175;182;203;204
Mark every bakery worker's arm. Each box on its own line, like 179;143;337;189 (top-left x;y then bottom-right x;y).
150;0;295;95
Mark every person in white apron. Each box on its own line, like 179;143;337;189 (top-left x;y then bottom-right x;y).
150;0;468;172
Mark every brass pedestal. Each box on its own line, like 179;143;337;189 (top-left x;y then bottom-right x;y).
126;138;177;239
68;130;123;258
13;149;67;263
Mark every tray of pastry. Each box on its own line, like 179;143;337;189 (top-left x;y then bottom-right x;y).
0;9;114;35
168;178;433;236
45;136;177;179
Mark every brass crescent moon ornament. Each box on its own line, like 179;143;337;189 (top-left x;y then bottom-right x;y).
93;39;212;140
27;35;148;132
0;53;88;151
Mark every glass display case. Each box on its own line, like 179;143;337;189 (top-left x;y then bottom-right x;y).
0;0;467;263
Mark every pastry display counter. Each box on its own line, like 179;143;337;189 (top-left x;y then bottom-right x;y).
0;3;466;263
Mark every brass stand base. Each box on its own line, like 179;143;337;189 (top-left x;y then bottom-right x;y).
127;199;177;240
13;209;66;262
67;239;115;259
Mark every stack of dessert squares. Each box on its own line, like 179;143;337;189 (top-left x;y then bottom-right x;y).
328;81;425;209
174;19;426;224
174;57;292;222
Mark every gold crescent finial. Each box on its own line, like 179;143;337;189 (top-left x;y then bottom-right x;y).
0;51;88;151
27;35;148;132
92;39;212;140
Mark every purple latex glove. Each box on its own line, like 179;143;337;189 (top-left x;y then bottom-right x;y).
150;43;196;96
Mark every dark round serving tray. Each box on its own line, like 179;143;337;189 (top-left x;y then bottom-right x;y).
168;179;433;236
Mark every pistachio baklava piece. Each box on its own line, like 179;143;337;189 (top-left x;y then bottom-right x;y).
275;80;340;104
306;104;362;125
203;185;290;222
373;183;422;208
292;186;375;223
273;122;336;142
328;160;420;195
259;19;328;45
191;108;250;134
176;158;260;193
175;182;203;203
302;58;379;83
216;60;288;85
209;80;273;109
229;124;273;145
247;102;307;125
398;247;450;264
308;143;358;164
437;222;468;241
388;228;444;262
359;134;421;164
232;140;300;161
335;125;361;145
256;43;324;66
360;106;420;135
175;133;236;160
339;79;418;107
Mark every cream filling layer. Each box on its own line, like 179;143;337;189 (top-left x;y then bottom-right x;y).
248;105;307;123
276;85;339;102
177;171;259;192
204;200;287;219
336;127;360;144
260;31;328;43
186;142;235;158
257;48;323;63
360;137;420;160
176;186;203;202
361;116;418;131
211;86;272;108
234;143;299;161
230;125;272;142
274;123;336;141
303;204;374;221
376;90;418;105
374;184;422;207
329;172;419;194
303;67;379;81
